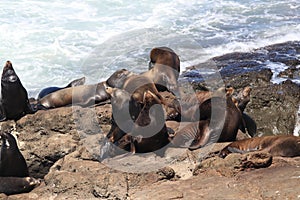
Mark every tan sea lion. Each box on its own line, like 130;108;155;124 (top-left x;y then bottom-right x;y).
219;135;300;158
37;76;86;99
37;81;110;109
0;61;35;121
144;47;180;92
106;69;164;106
106;69;135;89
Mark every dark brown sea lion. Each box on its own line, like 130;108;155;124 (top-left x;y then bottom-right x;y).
198;95;245;142
0;131;29;177
166;94;244;150
101;87;169;159
37;76;86;99
144;47;180;92
105;87;133;143
149;47;180;73
0;177;41;195
0;61;35;121
219;135;300;158
37;81;110;109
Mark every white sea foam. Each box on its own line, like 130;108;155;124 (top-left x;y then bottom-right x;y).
294;105;300;136
0;0;299;98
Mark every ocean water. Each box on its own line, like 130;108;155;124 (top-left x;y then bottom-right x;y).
0;0;299;97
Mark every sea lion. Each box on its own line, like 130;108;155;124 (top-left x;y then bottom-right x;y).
0;131;29;177
37;76;86;99
0;177;41;195
106;86;165;140
37;81;110;109
105;87;133;143
106;69;165;120
101;87;169;158
148;47;180;73
219;135;300;158
166;94;245;150
0;61;35;121
144;47;180;92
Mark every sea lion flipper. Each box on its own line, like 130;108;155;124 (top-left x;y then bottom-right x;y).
171;123;198;148
242;113;257;137
0;114;6;122
188;139;203;150
66;77;86;87
0;104;7;122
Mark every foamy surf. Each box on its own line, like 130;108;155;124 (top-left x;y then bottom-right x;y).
0;0;299;98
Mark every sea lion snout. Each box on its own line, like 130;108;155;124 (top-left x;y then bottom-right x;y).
4;61;13;69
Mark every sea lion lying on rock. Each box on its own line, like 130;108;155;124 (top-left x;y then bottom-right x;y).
37;76;85;99
37;82;110;109
219;135;300;158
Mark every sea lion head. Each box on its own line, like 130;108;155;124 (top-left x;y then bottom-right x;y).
149;47;180;73
2;61;19;83
106;69;134;88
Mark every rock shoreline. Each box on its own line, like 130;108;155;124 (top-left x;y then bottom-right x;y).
1;41;299;199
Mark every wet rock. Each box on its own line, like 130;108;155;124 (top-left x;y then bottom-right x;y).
182;41;300;136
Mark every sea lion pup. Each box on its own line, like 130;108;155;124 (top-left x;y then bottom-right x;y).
144;47;180;92
37;81;110;109
0;131;29;177
219;135;300;158
0;177;41;195
37;76;86;99
0;61;35;121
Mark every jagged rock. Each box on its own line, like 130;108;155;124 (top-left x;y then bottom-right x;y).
182;41;300;136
